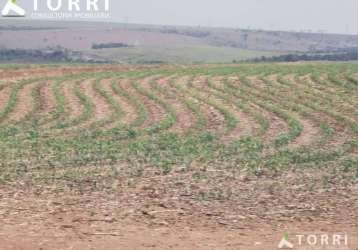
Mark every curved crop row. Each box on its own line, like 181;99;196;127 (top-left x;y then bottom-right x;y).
0;64;357;185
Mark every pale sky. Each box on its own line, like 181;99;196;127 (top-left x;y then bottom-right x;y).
4;0;358;34
110;0;357;34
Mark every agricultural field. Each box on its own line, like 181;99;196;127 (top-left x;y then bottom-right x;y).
0;62;357;249
85;44;282;64
2;20;358;64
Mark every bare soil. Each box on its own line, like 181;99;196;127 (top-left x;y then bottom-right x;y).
1;170;357;250
80;79;111;127
209;76;257;141
0;85;11;115
134;77;167;130
288;113;321;148
190;76;227;134
62;80;84;122
7;82;38;122
101;78;138;126
39;81;56;115
156;77;196;134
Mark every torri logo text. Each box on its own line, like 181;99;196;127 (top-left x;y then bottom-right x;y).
278;233;349;249
2;0;110;19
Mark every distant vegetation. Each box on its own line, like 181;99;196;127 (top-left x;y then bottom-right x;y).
0;48;112;63
92;42;133;49
159;28;211;38
0;48;71;62
252;49;358;62
2;21;358;63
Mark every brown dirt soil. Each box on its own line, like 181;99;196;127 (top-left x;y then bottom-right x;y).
118;78;155;128
289;114;321;148
308;75;358;122
250;102;289;146
292;75;358;122
101;78;138;126
211;76;275;140
1;221;356;250
0;85;11;118
286;75;355;148
225;111;255;141
155;76;196;134
307;108;352;148
189;76;227;134
1;168;358;250
40;80;85;133
126;77;166;130
226;76;290;146
7;81;38;122
170;76;212;132
247;75;266;87
80;79;112;127
0;65;150;82
317;74;357;97
39;80;56;115
320;73;357;98
62;80;84;122
210;76;259;141
253;75;324;148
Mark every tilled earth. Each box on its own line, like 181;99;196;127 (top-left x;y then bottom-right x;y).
0;63;357;249
1;169;358;250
